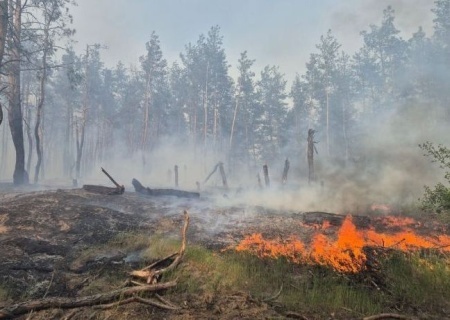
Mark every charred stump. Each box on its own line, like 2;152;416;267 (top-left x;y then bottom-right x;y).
282;158;290;185
307;129;318;185
218;162;228;189
132;178;200;198
263;164;270;187
174;165;179;187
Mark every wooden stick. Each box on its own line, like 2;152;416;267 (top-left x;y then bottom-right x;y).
204;163;219;184
0;281;177;319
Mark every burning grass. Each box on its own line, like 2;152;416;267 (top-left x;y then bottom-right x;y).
235;215;450;273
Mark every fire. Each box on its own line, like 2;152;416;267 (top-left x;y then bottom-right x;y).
236;215;450;273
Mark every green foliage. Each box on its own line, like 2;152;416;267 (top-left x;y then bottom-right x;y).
419;142;450;213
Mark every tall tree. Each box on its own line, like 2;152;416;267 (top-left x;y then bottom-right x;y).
229;51;257;168
7;0;28;185
33;0;75;183
139;31;168;165
254;65;287;162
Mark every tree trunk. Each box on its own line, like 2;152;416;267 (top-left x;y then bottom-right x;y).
307;129;317;185
263;164;270;187
0;0;6;128
8;0;27;185
34;27;48;183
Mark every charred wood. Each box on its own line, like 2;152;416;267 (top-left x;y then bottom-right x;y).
132;178;199;198
82;185;124;195
174;165;179;187
263;164;270;187
218;162;228;189
303;211;371;228
282;158;290;185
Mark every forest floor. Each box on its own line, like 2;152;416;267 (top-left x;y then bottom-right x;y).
0;184;449;319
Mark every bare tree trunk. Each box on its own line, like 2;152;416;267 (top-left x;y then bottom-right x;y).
0;119;8;175
63;105;72;177
203;62;208;159
229;98;239;154
326;89;330;157
0;0;6;128
141;73;151;167
174;165;178;187
263;164;270;187
282;158;290;185
307;129;317;185
25;100;32;174
8;0;28;185
34;26;49;183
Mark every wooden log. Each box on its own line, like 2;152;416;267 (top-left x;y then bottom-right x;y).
0;281;177;319
263;164;270;187
132;179;199;198
82;185;124;195
303;212;371;228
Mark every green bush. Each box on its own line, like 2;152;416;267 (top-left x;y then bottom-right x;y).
419;142;450;214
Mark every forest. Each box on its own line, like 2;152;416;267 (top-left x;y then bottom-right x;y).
1;2;450;319
0;0;448;195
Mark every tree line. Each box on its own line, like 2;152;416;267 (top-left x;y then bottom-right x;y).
1;1;450;185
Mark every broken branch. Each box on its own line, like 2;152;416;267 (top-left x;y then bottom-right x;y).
0;281;177;319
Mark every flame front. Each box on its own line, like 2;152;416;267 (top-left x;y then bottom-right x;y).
236;216;450;273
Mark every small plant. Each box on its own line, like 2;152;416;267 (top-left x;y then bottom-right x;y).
419;142;450;214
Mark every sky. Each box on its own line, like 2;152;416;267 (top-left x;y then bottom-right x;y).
70;0;435;85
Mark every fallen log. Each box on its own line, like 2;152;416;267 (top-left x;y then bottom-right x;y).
82;168;125;195
303;211;371;228
82;185;124;195
0;281;177;319
132;178;199;198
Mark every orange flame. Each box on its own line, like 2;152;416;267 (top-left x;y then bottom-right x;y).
236;215;450;273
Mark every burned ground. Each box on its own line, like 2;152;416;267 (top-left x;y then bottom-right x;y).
0;186;449;319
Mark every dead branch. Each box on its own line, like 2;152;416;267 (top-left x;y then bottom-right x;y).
262;285;283;302
363;313;418;320
0;281;177;319
101;167;124;193
130;211;190;284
